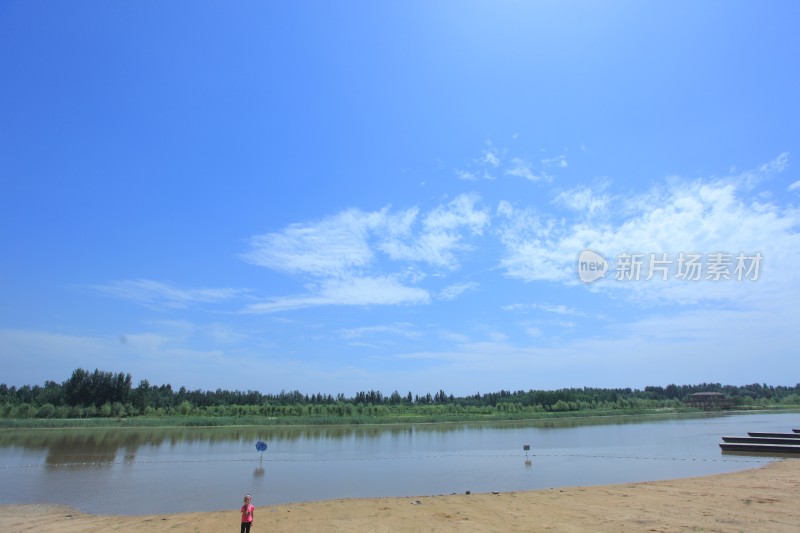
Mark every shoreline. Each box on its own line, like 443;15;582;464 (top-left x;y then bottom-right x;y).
3;407;797;431
2;459;799;532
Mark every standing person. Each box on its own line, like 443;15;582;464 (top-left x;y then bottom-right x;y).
240;494;254;533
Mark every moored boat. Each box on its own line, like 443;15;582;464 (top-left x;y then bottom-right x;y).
719;442;800;454
721;436;800;445
747;432;800;439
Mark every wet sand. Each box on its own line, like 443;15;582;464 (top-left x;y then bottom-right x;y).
2;459;799;532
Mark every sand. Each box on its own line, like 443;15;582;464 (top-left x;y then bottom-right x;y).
2;459;799;532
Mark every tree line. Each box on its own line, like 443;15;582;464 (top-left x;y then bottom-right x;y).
1;368;799;419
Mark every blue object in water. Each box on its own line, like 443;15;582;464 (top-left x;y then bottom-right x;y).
255;441;267;452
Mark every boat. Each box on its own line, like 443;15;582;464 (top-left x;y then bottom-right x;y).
746;432;800;439
721;436;800;445
719;442;800;454
720;428;800;456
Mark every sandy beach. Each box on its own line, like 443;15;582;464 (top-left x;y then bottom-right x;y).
2;459;799;532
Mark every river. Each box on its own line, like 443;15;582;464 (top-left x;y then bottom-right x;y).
1;411;797;515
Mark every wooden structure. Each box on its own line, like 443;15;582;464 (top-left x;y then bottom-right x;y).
720;428;800;456
685;392;735;410
722;436;800;445
748;432;800;439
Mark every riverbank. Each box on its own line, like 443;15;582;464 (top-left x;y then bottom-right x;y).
0;407;690;429
3;407;797;430
2;458;798;532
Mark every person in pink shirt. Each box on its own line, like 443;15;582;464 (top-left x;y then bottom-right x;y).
240;494;254;533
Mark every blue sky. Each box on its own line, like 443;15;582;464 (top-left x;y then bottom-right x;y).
1;1;799;395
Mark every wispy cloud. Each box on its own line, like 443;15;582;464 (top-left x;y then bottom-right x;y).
481;147;501;168
242;194;488;312
438;282;478;301
243;276;430;313
454;143;569;184
542;154;568;169
504;153;569;183
92;279;250;309
338;322;420;340
502;302;584;316
376;297;799;391
244;194;489;276
497;154;800;305
455;170;478;181
553;183;611;216
505;157;550;182
242;208;381;277
734;151;788;189
378;193;490;268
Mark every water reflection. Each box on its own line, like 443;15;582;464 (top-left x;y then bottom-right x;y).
253;454;266;478
0;413;765;470
0;411;728;465
1;412;796;515
0;427;271;467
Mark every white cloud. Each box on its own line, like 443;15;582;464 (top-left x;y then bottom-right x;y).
496;200;514;218
537;303;582;316
481;148;501;168
553;185;611;216
376;193;490;269
760;151;789;174
92;279;249;309
497;156;800;305
455;169;497;181
242;208;382;277
732;151;789;189
381;298;798;392
542;155;568;168
455;170;478;181
502;302;584;316
338;323;419;340
425;193;489;233
245;194;489;280
502;153;567;183
788;180;800;192
505;158;550;182
458;143;571;183
243;276;430;313
240;195;492;312
320;276;429;305
438;282;478;301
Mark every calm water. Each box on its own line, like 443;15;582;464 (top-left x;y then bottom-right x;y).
1;412;798;515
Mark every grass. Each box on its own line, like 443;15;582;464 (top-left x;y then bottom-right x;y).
3;405;787;430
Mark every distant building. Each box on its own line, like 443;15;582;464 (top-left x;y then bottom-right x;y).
685;392;735;410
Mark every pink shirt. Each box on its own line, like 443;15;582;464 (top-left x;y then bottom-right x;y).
241;503;254;523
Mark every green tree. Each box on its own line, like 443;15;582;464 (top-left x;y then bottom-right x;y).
178;400;193;415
